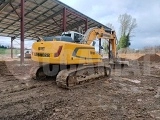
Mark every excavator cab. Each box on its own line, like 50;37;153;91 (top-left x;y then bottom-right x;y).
42;36;74;43
62;31;84;43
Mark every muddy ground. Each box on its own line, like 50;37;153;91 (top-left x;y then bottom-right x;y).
0;54;160;120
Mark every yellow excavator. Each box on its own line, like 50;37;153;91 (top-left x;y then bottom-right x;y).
30;26;125;89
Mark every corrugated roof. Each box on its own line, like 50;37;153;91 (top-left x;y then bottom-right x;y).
0;0;111;40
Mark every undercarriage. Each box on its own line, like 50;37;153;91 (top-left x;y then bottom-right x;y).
30;64;111;89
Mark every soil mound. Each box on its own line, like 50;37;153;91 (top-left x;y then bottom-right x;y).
137;54;160;62
0;60;37;76
0;61;12;76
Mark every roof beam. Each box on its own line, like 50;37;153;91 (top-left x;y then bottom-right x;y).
67;20;85;30
8;3;59;34
26;14;82;38
49;20;85;36
54;0;110;30
24;9;63;32
0;0;110;39
66;9;86;21
0;0;11;13
9;2;20;18
11;4;60;35
0;0;20;23
24;0;47;17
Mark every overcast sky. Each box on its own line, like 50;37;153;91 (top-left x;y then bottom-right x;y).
59;0;160;49
0;36;35;49
0;0;160;49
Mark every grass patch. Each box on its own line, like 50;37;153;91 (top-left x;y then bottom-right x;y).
0;48;20;55
0;48;7;54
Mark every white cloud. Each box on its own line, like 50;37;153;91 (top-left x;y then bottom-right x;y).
0;36;34;49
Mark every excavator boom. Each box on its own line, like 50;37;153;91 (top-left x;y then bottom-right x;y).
81;27;117;58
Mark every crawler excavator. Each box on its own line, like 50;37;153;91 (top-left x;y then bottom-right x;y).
30;26;126;89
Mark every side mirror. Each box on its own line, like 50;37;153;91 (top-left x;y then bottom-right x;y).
100;46;103;49
37;36;43;41
92;41;96;46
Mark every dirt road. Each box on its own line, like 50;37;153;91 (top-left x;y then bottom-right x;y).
0;55;160;120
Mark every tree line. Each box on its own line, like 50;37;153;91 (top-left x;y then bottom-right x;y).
0;44;11;49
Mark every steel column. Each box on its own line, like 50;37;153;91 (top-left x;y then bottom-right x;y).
99;38;101;54
85;19;88;32
11;37;15;58
20;0;25;64
63;7;67;32
108;40;111;60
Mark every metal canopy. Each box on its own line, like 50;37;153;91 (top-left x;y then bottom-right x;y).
0;0;111;40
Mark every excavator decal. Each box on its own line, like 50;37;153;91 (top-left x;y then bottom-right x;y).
72;47;101;60
34;52;50;57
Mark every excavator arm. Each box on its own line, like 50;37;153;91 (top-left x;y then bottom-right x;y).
81;26;129;69
82;27;117;59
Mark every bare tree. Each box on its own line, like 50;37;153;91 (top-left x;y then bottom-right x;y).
128;18;137;36
118;13;137;36
106;23;115;30
118;13;137;49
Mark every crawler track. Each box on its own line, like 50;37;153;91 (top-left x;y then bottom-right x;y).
30;65;47;80
30;64;111;89
56;65;111;89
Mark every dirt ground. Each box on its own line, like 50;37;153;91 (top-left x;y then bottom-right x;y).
0;54;160;120
118;53;145;60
